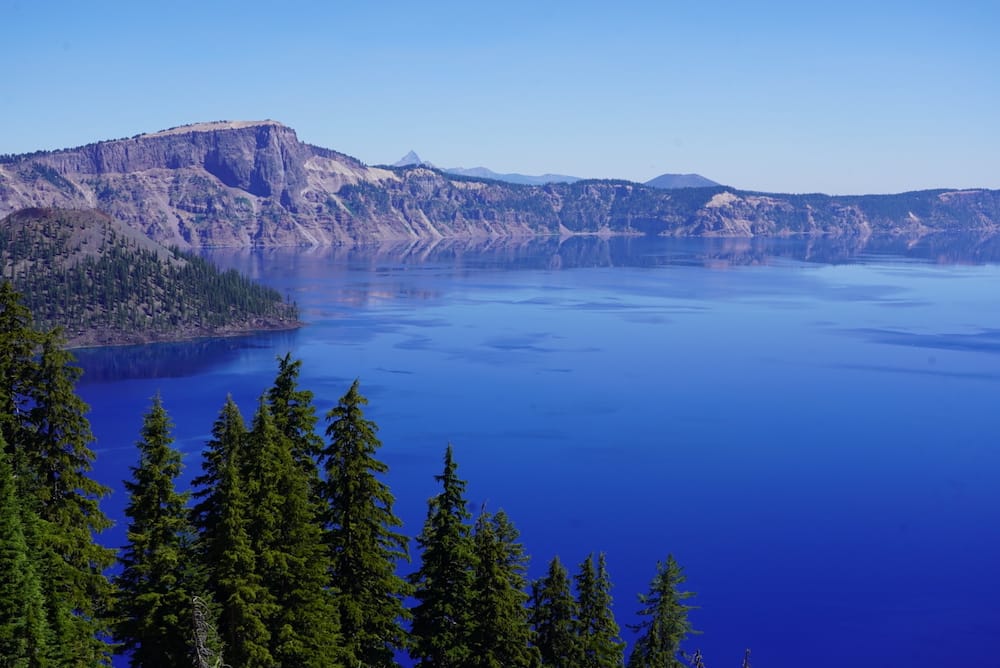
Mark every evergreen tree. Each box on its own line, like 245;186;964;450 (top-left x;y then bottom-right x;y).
115;395;199;667
530;555;581;668
575;553;625;668
627;555;697;668
191;395;246;557
468;509;538;668
0;281;41;448
198;399;273;668
409;444;475;667
245;397;341;667
17;329;114;665
322;379;411;667
0;440;52;667
266;352;323;475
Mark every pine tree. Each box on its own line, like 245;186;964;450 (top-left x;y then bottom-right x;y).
468;509;538;668
266;353;323;482
245;397;341;667
191;395;247;562
322;379;411;667
115;394;199;667
203;399;273;668
0;281;41;448
627;555;697;668
2;285;114;664
575;553;625;668
409;444;475;667
530;555;581;668
18;331;115;665
0;440;52;667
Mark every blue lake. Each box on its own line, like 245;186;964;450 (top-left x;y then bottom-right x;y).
74;236;1000;667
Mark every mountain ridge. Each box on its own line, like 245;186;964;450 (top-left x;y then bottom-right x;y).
1;121;998;248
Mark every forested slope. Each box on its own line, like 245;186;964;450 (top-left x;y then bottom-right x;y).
0;207;299;346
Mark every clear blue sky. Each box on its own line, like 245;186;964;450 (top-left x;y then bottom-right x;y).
4;0;998;194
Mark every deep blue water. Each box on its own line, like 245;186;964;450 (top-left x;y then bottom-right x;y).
74;236;1000;668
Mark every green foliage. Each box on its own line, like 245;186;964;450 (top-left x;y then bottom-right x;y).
468;509;538;668
0;208;298;344
531;555;582;668
0;286;114;665
409;444;475;667
195;397;274;668
575;553;625;668
0;440;53;667
115;395;201;667
322;379;411;667
266;352;324;491
244;397;341;668
627;555;697;668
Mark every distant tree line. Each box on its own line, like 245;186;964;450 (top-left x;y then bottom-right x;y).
0;285;753;667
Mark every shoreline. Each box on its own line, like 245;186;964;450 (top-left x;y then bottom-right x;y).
64;318;305;351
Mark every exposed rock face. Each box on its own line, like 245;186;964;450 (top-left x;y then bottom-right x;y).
1;121;999;248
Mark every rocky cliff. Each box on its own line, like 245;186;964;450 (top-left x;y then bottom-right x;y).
2;121;998;248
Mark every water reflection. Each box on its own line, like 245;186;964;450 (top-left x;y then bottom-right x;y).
207;232;1000;275
74;234;1000;384
73;330;300;384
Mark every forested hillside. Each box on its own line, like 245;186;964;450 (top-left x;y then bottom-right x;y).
0;207;299;346
0;287;750;667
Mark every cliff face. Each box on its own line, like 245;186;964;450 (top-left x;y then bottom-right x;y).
1;120;998;248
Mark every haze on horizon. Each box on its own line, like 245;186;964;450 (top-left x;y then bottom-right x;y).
4;0;997;196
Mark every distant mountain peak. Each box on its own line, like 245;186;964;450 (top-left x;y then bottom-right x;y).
645;173;720;189
393;150;429;167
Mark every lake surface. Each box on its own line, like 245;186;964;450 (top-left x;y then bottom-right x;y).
75;235;1000;668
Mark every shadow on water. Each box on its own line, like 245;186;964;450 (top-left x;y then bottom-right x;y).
73;329;300;384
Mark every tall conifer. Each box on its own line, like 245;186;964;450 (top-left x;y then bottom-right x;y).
322;379;411;667
266;353;323;483
10;323;114;664
245;397;340;667
115;395;199;667
0;440;52;667
627;555;697;668
199;399;273;668
468;509;538;668
576;553;625;668
409;444;475;667
531;555;581;668
191;395;247;564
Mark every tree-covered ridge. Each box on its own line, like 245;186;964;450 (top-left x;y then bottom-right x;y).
1;287;759;667
0;207;299;346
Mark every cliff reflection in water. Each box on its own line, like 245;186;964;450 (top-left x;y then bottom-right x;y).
208;231;1000;275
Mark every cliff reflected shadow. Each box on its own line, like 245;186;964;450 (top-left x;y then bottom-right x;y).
73;330;300;384
207;232;1000;274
